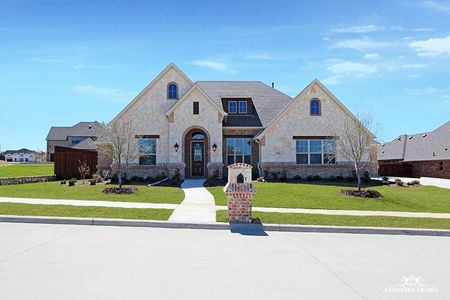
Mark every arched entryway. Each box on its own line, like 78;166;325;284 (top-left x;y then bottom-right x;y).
183;128;209;178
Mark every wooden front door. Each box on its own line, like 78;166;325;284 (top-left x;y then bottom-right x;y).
191;141;204;177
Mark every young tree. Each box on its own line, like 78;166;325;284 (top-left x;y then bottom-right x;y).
97;120;138;188
336;111;377;191
77;160;91;184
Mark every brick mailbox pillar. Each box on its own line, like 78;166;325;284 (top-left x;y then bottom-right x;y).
223;163;256;223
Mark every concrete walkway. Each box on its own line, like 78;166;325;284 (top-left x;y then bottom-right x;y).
168;179;216;223
372;176;450;189
216;205;450;219
0;197;177;209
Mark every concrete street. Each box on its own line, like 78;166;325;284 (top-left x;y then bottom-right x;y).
0;223;449;299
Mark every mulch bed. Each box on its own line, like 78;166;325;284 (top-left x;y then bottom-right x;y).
102;187;138;194
341;189;382;198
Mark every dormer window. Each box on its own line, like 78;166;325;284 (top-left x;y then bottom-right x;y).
167;82;178;99
310;98;321;116
228;101;237;114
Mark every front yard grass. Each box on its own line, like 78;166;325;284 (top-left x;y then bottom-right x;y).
0;163;54;178
208;182;450;213
0;202;173;220
0;182;184;204
216;210;450;230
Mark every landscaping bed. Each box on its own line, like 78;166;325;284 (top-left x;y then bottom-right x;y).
0;181;184;204
0;202;173;220
216;210;450;230
207;182;450;213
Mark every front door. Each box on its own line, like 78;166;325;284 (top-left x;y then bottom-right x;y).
191;141;204;177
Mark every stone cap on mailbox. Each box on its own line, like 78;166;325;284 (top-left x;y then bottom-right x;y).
227;163;252;184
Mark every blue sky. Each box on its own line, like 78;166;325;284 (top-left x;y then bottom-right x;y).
0;0;449;151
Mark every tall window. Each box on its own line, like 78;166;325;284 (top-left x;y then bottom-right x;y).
139;138;157;165
310;99;321;116
228;101;237;114
226;138;251;165
296;139;336;164
193;101;199;114
239;101;247;114
167;83;178;99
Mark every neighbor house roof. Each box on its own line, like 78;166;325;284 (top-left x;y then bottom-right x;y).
46;122;102;141
378;121;450;162
71;138;98;150
3;148;36;155
196;81;292;127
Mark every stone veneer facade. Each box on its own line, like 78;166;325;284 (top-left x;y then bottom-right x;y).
108;64;377;180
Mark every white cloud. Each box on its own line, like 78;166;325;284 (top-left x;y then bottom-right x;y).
331;37;392;51
323;61;376;84
72;85;133;102
245;52;303;60
409;36;450;56
420;0;450;13
332;25;385;33
402;63;427;69
363;53;381;60
192;59;236;74
407;86;443;96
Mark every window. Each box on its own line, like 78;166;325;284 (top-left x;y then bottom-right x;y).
226;138;252;165
228;101;237;114
138;138;157;165
310;99;321;116
70;136;81;145
439;161;444;171
239;101;247;114
191;132;205;139
296;139;336;164
193;102;199;114
167;83;178;99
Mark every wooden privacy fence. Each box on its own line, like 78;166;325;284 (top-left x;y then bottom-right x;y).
54;146;98;179
378;163;412;177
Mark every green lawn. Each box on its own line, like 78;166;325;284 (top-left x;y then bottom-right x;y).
0;202;172;220
216;210;450;230
0;163;54;178
0;182;184;204
208;182;450;213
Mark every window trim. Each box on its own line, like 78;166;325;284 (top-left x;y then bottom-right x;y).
238;100;248;114
310;98;321;116
228;100;237;114
138;137;157;166
167;82;178;100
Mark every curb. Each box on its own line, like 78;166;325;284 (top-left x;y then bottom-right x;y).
1;215;450;237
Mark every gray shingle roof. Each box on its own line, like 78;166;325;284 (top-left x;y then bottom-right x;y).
196;81;292;127
378;121;450;162
71;138;97;150
46;122;102;141
3;148;36;155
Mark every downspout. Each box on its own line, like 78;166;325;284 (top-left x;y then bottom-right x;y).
255;138;262;178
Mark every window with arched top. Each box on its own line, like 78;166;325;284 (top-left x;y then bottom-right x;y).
191;132;205;140
167;83;178;99
310;98;321;116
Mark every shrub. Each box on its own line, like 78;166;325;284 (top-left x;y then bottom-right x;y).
171;173;182;186
382;176;389;181
382;180;390;185
341;189;382;198
346;176;355;182
306;175;314;181
362;171;371;183
68;178;77;186
60;180;66;185
293;175;302;181
336;175;344;181
102;187;138;194
271;172;279;181
100;169;112;180
279;175;287;182
396;180;404;187
93;174;103;183
146;176;155;183
312;175;322;181
130;176;144;182
411;180;420;185
77;160;91;182
394;178;401;183
89;179;96;185
329;175;337;182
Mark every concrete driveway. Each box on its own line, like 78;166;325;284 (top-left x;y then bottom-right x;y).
0;223;449;299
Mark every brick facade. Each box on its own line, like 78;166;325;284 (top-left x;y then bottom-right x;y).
411;160;450;179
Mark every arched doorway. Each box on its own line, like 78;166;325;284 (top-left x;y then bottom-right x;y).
184;128;209;178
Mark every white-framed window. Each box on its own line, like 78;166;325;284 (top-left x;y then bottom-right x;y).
138;138;157;165
228;101;237;114
296;139;336;164
239;101;247;114
226;137;252;165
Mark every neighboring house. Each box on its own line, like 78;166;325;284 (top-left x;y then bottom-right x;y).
106;63;376;179
378;121;450;179
3;148;44;162
46;121;102;162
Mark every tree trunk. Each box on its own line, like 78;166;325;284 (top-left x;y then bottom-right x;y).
355;166;361;191
118;168;122;188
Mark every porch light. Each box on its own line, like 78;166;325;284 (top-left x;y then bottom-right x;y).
212;143;217;152
174;142;179;152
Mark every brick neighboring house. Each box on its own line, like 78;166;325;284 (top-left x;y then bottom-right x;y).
105;63;377;179
3;148;44;162
46;121;102;162
378;121;450;179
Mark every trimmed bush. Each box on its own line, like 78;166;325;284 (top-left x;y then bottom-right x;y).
341;189;382;198
60;180;66;185
293;175;302;181
68;178;77;187
382;176;389;181
336;175;344;181
130;176;144;182
89;179;96;186
329;175;337;182
312;175;322;181
362;171;371;183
